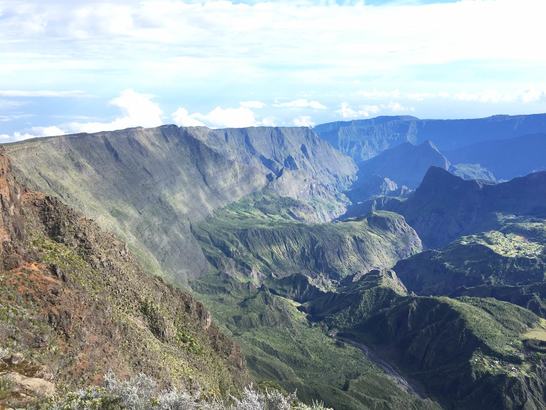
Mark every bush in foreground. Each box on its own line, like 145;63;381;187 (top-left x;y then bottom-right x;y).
45;372;331;410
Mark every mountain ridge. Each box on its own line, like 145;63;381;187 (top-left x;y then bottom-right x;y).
4;125;356;283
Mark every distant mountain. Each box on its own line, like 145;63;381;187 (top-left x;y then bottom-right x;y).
446;133;546;180
315;113;546;161
392;167;546;248
345;140;497;211
349;141;450;200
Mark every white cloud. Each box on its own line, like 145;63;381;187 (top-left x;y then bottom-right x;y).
0;89;164;141
31;125;65;136
0;132;36;143
240;100;266;109
68;89;163;133
274;99;326;110
5;0;545;83
173;102;278;128
521;88;546;104
191;106;258;128
172;107;205;127
336;101;412;119
172;105;258;128
0;125;65;143
292;116;314;127
260;116;276;127
2;1;546;126
337;102;371;119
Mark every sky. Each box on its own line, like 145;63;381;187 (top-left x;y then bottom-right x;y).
1;0;546;141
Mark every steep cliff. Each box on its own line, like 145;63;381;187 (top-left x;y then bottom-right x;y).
4;125;355;283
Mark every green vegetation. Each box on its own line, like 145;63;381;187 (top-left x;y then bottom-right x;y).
458;230;544;258
0;378;12;402
0;173;246;408
523;318;546;342
193;274;437;410
194;195;421;286
311;274;546;409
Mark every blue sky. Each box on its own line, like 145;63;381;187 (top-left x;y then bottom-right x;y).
1;0;546;141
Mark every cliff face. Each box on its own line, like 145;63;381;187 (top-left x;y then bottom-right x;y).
354;141;450;189
347;141;451;203
4;125;356;282
0;152;247;408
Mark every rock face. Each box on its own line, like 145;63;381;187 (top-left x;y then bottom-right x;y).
0;152;247;408
4;125;355;282
392;167;546;248
449;163;497;182
314;113;546;161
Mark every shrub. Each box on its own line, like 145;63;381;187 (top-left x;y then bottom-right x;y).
47;372;331;410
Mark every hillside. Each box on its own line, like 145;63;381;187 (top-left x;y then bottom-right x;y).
0;153;246;408
395;226;546;295
3;124;546;409
4;125;355;283
189;195;430;408
192;273;438;410
305;270;546;410
193;195;421;286
315;113;546;161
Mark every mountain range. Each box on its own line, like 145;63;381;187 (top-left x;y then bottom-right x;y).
1;113;545;409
